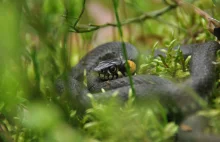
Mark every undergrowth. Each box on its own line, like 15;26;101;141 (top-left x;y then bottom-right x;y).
82;93;177;142
139;40;191;81
0;0;219;142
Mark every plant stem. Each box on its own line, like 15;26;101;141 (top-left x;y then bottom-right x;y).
112;0;136;96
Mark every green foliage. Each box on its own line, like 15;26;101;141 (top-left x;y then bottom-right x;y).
83;94;178;142
139;40;190;80
198;97;220;134
0;2;26;117
0;0;219;142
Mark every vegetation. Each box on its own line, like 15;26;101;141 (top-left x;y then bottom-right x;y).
0;0;219;142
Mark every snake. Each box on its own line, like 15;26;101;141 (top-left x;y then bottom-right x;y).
56;41;220;142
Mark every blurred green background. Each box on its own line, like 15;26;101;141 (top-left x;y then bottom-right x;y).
0;0;219;142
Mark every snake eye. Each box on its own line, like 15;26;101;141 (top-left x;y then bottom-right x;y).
109;65;117;72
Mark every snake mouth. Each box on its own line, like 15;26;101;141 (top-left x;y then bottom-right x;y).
94;59;137;81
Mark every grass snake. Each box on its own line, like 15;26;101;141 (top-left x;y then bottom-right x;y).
56;41;220;142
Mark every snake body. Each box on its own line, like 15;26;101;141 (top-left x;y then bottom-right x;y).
56;41;220;142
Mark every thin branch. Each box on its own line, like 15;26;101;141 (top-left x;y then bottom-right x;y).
69;5;177;33
72;0;87;32
177;0;220;35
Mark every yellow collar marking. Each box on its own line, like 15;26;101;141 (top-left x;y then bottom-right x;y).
127;60;136;74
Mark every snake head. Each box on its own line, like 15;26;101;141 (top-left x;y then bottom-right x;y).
93;58;122;72
93;58;137;80
93;58;123;80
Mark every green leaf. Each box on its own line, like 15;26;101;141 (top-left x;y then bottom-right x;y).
163;122;178;139
70;110;77;118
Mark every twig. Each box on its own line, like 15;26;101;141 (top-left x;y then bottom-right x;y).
69;5;177;33
72;0;87;32
177;0;220;37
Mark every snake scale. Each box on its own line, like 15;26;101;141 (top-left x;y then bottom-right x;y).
56;41;220;142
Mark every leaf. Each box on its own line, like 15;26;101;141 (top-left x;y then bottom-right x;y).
152;41;159;55
163;122;178;139
158;55;169;68
84;122;99;129
70;110;77;118
166;39;176;49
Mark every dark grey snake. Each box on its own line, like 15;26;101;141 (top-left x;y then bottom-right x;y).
56;41;220;142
